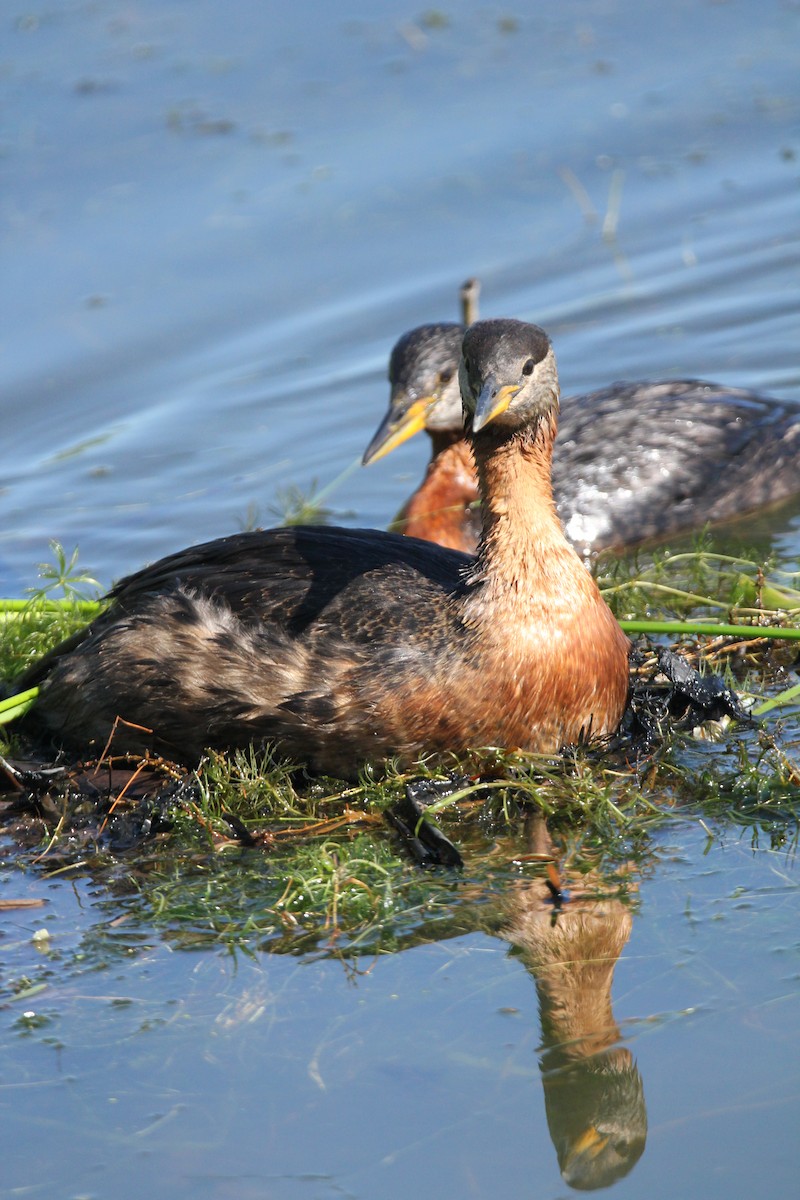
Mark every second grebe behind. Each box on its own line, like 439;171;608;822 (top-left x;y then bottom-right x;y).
365;322;800;557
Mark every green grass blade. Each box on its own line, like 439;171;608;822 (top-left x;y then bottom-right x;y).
0;687;39;725
0;598;102;617
619;619;800;641
751;681;800;717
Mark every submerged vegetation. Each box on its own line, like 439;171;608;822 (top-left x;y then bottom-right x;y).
1;534;799;958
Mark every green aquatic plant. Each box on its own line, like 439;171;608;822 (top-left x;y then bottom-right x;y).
30;541;102;602
269;483;334;527
0;542;104;689
273;835;413;933
598;540;800;622
269;462;361;527
621;619;800;641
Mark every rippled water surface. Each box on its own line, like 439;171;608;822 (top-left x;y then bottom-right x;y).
2;820;799;1199
1;1;799;1196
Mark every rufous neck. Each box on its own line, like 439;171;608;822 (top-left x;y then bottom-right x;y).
471;414;564;581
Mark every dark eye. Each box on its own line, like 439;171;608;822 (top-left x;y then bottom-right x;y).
521;358;535;376
439;368;453;386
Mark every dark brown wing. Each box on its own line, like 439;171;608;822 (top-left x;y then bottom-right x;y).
17;526;471;691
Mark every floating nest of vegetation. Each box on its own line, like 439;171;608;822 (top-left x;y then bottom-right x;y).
1;540;799;949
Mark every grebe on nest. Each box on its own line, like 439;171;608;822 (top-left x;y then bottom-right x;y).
364;323;800;558
15;320;630;776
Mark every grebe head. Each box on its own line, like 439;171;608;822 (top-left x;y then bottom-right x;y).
363;323;464;465
460;319;559;435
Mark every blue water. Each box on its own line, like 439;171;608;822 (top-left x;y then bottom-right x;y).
2;819;798;1199
1;0;798;589
1;1;799;1195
